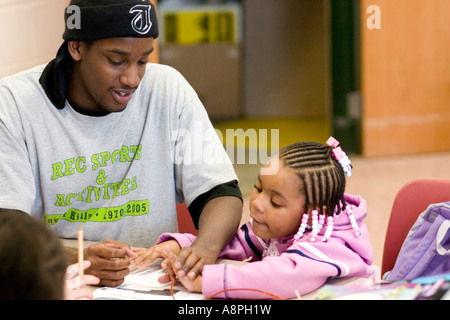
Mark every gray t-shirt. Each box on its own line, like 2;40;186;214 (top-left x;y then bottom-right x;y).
0;63;237;247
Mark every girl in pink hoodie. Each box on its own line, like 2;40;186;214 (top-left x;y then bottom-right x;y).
144;138;376;299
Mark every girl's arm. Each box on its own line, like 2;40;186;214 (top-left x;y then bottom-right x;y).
201;243;365;299
157;220;264;263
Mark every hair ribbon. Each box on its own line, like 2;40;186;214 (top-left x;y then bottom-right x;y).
326;136;352;177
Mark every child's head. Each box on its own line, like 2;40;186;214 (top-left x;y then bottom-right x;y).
250;139;349;240
0;210;68;299
278;140;347;216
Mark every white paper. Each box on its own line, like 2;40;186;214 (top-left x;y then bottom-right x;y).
93;261;204;300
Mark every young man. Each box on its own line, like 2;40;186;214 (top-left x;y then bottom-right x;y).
0;0;242;287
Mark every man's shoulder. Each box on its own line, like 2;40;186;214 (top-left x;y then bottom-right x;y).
144;62;185;79
0;64;46;88
143;62;195;94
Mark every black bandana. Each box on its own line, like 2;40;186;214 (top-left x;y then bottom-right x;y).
39;43;73;109
63;0;159;41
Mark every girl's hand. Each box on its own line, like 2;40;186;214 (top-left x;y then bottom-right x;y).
65;261;100;300
130;240;181;272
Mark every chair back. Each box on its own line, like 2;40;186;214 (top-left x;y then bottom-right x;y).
381;178;450;275
176;203;198;235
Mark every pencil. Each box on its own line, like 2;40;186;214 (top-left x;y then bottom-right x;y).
78;226;84;278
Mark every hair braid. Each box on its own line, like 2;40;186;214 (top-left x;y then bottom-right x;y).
279;141;347;216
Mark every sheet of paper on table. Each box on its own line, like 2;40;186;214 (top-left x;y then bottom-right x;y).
93;261;204;300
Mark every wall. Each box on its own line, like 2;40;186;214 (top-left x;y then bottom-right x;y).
0;0;69;78
243;0;330;118
361;0;450;157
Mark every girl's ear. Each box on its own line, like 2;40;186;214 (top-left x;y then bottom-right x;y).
67;41;83;61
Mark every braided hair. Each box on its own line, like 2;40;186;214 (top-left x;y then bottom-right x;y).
279;141;347;216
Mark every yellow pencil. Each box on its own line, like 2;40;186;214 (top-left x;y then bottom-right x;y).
78;226;84;278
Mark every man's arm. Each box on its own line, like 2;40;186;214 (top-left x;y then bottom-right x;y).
194;194;243;255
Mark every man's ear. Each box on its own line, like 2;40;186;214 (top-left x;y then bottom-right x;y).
67;41;83;61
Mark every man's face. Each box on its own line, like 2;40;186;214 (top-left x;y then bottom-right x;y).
68;37;154;115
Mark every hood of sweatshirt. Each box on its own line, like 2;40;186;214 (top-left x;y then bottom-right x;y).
255;193;374;266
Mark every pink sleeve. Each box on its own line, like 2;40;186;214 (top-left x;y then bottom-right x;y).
157;232;197;248
201;251;338;299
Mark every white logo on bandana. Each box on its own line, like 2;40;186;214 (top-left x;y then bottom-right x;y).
129;4;153;35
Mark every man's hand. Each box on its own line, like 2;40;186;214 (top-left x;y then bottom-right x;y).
162;245;202;293
169;243;217;281
84;239;136;287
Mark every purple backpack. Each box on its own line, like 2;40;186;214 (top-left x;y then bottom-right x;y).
384;202;450;281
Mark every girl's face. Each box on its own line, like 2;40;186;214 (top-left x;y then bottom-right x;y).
249;157;306;239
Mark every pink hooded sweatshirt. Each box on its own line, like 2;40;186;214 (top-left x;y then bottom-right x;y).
157;193;376;299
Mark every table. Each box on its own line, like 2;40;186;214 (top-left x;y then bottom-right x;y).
60;238;372;300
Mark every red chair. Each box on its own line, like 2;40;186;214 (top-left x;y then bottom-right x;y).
381;178;450;276
176;203;198;235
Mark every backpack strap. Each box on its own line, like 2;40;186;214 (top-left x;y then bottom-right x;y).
437;219;450;256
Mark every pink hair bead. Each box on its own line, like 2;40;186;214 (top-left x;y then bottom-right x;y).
301;214;309;224
318;214;326;231
293;213;309;242
345;206;361;238
309;210;320;242
322;216;334;242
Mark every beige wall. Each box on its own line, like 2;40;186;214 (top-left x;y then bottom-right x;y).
0;0;159;79
361;0;450;157
0;0;69;78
